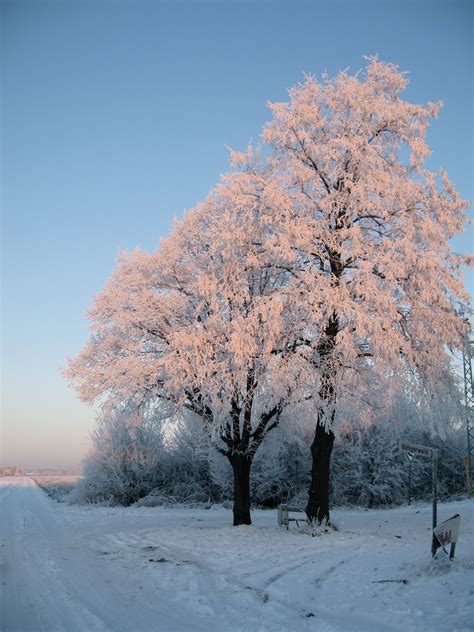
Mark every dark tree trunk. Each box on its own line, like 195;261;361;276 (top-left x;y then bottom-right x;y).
306;418;335;524
228;453;252;526
306;310;339;524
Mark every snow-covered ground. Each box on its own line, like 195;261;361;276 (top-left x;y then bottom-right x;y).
0;477;472;631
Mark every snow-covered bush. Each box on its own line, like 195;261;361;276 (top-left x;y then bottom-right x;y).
250;422;311;506
160;413;219;503
332;424;407;507
330;366;467;508
69;403;167;505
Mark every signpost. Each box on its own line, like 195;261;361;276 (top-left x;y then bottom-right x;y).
404;450;416;505
432;448;438;556
400;441;461;559
400;441;439;556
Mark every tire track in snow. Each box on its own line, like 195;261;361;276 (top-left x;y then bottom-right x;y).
0;477;208;632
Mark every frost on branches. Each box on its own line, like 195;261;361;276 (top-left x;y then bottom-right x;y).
64;58;471;526
64;173;315;525
253;57;470;523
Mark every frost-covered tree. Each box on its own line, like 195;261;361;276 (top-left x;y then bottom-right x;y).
234;57;471;522
64;173;312;525
64;57;470;525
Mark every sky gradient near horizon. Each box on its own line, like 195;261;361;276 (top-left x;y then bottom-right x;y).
2;0;473;470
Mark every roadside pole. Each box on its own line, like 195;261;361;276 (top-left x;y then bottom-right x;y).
404;450;415;505
431;449;438;557
408;461;412;506
464;456;472;498
400;441;439;556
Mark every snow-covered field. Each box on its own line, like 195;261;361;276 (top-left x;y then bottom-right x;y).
0;477;472;631
32;475;83;502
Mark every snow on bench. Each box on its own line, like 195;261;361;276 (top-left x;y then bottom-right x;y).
277;504;308;528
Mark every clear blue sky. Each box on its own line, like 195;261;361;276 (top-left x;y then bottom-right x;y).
2;0;472;470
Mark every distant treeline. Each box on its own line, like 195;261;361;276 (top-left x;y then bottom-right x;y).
0;466;81;477
0;466;24;476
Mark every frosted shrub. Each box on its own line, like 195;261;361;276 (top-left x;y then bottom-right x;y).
69;405;166;505
251;424;311;506
161;414;219;503
331;425;405;507
330;425;467;508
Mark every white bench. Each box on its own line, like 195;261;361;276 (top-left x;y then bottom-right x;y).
278;504;308;528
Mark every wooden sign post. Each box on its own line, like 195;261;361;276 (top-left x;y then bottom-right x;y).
400;441;439;556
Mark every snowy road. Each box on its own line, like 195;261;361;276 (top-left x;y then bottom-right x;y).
1;476;473;632
0;477;205;632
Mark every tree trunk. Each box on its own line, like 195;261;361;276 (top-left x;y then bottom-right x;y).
306;417;335;524
228;453;252;526
306;312;339;524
